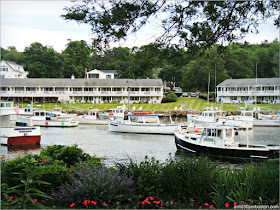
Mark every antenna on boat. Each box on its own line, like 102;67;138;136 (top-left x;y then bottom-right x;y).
207;73;210;107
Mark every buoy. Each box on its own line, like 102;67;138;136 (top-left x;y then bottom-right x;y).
61;122;64;125
45;122;48;125
109;113;114;116
232;117;235;120
194;128;199;133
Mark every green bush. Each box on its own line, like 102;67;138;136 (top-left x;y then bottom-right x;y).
167;92;178;101
161;96;176;103
40;144;102;167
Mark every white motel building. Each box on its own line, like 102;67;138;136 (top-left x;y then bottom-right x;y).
0;63;164;104
217;78;280;104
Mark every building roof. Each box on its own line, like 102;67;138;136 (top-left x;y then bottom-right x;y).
217;78;280;87
0;78;163;87
87;69;117;74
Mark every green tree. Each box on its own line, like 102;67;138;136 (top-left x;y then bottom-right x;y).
61;1;279;52
62;40;92;78
2;46;25;64
24;42;64;78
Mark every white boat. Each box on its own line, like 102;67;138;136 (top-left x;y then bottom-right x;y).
108;112;183;134
32;110;79;127
74;109;108;125
175;125;279;161
253;113;280;127
187;109;249;128
1;101;41;146
99;105;127;120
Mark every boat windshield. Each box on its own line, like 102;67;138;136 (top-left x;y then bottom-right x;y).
145;117;158;123
159;116;172;124
225;129;232;138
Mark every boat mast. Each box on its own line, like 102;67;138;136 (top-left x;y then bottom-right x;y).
207;73;210;107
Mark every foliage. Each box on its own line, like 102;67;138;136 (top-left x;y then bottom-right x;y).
61;1;280;53
53;166;137;208
40;144;102;167
161;96;176;103
167;92;177;101
1;161;51;209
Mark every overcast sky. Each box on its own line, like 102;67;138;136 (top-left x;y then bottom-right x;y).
1;1;279;53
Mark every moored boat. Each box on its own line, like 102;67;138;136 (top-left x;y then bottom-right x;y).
174;125;279;161
74;109;108;125
108;112;183;134
31;110;79;127
1;101;41;146
99;105;127;120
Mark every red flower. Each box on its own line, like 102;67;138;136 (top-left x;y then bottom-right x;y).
91;201;97;205
149;196;154;200
210;205;215;209
225;202;229;208
233;202;237;206
160;204;163;206
205;203;209;206
153;201;160;204
70;203;75;207
199;206;202;209
34;199;38;202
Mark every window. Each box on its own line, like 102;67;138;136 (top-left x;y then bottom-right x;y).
0;66;8;72
131;97;139;101
84;88;93;91
101;88;111;91
106;75;111;79
155;88;161;91
130;88;139;91
141;88;150;91
73;88;82;91
112;88;121;91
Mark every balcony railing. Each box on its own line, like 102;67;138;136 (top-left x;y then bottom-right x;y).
0;90;163;97
218;90;280;96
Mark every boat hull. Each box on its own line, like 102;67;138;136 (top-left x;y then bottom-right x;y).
1;126;41;146
74;116;107;125
253;120;280;127
175;133;279;160
32;120;79;127
108;121;178;134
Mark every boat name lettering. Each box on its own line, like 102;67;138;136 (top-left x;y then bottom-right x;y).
14;128;36;131
204;137;214;142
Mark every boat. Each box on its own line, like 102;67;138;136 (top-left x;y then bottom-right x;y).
253;112;280;127
174;125;279;161
1;101;41;146
98;105;127;120
187;108;250;128
31;110;79;127
108;112;183;134
73;109;108;125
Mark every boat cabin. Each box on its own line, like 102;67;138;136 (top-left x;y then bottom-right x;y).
124;113;173;124
201;126;235;146
201;110;221;118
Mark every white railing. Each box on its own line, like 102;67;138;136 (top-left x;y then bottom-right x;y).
218;90;280;96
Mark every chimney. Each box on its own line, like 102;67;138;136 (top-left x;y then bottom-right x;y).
84;68;88;79
71;74;75;79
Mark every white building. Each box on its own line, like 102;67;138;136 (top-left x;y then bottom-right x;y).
86;69;117;79
0;60;28;78
217;78;280;104
0;78;164;104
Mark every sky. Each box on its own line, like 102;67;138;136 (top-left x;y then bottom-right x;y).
1;1;279;53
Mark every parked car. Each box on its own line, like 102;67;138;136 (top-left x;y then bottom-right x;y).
191;92;197;97
182;92;188;97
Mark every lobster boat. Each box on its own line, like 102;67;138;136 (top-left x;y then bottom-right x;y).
174;125;279;161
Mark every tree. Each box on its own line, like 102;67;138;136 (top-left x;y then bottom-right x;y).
62;40;92;78
61;1;280;52
2;46;25;64
24;42;64;78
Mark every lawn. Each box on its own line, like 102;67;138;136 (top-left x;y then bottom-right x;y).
24;98;280;111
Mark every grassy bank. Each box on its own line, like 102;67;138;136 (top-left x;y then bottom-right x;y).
1;145;279;209
21;98;279;111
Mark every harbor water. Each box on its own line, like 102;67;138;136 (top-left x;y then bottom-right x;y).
1;125;279;166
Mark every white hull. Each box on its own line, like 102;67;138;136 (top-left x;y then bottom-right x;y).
1;126;41;145
253;119;280;127
74;116;107;125
32;119;79;127
108;121;179;134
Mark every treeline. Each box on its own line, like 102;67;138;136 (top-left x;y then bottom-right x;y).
1;40;279;92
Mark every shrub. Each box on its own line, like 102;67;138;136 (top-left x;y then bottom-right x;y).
161;96;176;103
40;144;102;167
167;92;177;101
53;166;137;208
